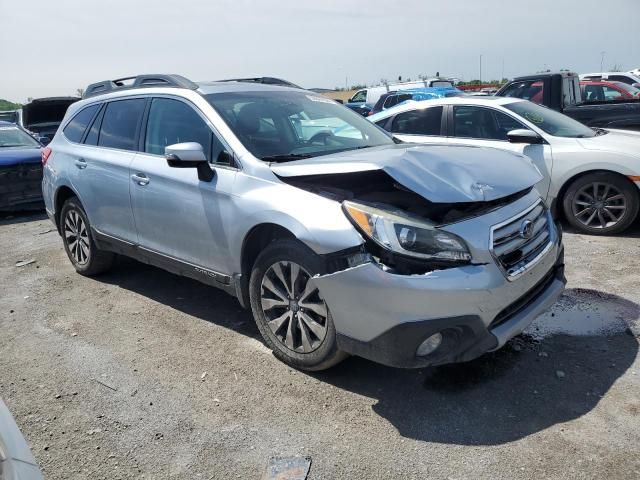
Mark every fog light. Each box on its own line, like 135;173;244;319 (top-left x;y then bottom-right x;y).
416;333;443;356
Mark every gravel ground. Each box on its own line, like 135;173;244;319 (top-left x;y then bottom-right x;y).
1;212;639;479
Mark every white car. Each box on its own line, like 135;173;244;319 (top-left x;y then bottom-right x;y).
369;96;640;234
580;72;640;88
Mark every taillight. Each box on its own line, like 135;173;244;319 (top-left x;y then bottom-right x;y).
41;147;52;165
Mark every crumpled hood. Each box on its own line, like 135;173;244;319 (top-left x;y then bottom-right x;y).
0;147;42;167
577;129;640;155
271;144;542;203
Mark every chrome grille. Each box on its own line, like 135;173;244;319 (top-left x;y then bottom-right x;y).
491;200;553;280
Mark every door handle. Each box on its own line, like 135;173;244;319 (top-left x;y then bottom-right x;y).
131;173;150;186
74;158;87;169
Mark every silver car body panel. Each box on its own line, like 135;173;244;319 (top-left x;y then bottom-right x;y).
0;400;44;480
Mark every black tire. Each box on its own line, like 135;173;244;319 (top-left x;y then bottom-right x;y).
249;239;347;371
60;197;115;276
562;172;639;235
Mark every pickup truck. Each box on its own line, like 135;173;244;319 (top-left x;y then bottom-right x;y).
496;71;640;131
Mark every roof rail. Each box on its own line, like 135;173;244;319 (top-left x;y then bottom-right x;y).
216;77;302;89
83;74;198;98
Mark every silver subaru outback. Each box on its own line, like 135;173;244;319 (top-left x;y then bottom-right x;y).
42;74;566;370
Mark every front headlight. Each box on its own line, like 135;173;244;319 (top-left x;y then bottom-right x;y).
342;201;471;262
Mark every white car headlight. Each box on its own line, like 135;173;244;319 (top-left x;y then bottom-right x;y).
342;201;471;262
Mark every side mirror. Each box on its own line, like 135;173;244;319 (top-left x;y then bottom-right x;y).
507;129;544;144
165;142;215;182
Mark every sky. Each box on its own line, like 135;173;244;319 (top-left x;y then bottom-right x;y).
1;0;639;102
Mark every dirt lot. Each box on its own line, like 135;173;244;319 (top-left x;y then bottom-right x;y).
1;212;639;479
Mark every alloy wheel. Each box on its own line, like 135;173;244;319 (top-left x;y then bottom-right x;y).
64;209;90;265
571;182;627;230
260;261;328;353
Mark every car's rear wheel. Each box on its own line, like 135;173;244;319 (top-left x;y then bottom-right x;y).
562;172;639;235
249;239;347;371
60;197;114;275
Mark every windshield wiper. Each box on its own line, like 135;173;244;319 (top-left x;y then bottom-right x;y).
261;154;313;162
345;145;376;151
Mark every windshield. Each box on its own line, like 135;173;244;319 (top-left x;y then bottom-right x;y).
0;126;40;148
205;91;394;161
504;101;596;138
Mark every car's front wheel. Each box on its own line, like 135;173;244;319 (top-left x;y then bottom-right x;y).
562;172;639;235
249;239;347;371
60;197;115;275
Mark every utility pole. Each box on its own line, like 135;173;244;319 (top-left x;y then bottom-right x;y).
600;51;606;71
479;54;483;83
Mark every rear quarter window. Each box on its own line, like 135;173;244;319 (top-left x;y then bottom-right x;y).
63;104;100;143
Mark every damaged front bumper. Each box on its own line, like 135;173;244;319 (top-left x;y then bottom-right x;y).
314;239;565;369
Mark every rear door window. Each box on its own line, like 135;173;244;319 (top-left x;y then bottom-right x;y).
98;99;146;151
63;104;100;143
390;106;443;135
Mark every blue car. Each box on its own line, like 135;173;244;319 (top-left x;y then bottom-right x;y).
344;102;373;117
370;87;464;115
0;121;46;211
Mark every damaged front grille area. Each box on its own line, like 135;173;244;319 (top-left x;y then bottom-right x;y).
491;200;552;280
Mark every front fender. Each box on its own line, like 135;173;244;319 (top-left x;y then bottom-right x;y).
225;177;364;273
549;156;640;199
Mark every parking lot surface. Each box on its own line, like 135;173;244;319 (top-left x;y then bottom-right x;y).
1;213;639;479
